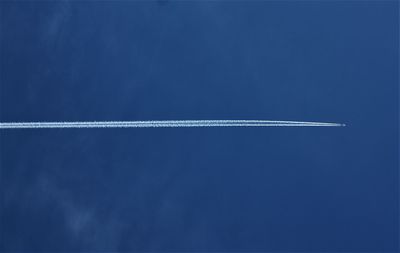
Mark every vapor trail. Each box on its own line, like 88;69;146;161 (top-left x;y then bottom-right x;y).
0;120;344;129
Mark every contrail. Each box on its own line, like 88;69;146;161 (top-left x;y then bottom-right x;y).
0;120;344;129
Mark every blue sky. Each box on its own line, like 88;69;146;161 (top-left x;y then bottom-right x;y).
0;1;399;251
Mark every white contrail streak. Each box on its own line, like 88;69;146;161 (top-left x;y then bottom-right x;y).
0;120;344;129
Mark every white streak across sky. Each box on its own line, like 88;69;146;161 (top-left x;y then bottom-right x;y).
0;120;344;129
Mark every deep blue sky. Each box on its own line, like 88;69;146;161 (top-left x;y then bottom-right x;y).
0;1;398;252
